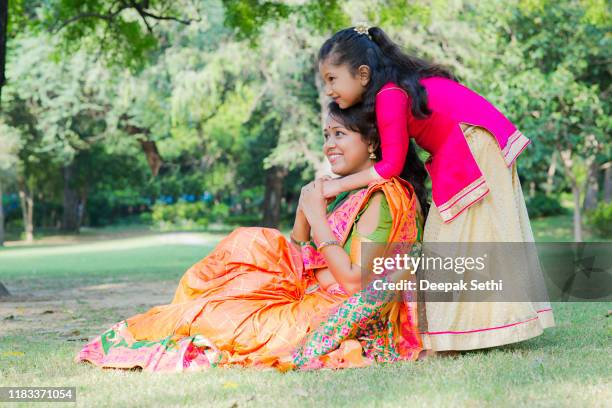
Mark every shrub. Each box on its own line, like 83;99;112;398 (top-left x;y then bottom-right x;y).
151;200;213;230
152;203;178;225
211;203;230;222
225;214;261;226
139;212;153;224
586;201;612;237
195;217;210;229
526;193;566;218
5;218;23;231
150;200;263;230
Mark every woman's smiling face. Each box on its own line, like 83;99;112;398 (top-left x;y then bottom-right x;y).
323;115;373;176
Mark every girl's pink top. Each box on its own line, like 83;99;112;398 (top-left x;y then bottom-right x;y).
374;77;530;222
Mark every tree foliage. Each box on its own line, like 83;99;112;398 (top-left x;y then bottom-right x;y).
0;0;609;241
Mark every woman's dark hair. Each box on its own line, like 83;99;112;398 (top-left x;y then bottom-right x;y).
328;102;429;218
318;26;455;121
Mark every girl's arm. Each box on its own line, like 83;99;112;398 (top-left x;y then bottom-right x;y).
322;87;410;198
322;167;383;198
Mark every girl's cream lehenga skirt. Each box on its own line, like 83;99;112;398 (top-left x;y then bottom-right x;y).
421;124;555;351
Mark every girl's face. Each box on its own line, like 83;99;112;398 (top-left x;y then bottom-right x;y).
323;115;373;176
319;58;370;109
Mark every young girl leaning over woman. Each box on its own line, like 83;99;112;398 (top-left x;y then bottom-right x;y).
317;24;554;352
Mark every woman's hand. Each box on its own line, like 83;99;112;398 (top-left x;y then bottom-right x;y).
299;178;328;224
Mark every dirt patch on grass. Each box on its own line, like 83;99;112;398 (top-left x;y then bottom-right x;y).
0;231;226;343
0;279;177;341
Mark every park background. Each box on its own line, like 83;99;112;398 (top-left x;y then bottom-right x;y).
0;0;610;407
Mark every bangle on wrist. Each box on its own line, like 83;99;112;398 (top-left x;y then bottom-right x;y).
317;240;341;252
290;233;311;247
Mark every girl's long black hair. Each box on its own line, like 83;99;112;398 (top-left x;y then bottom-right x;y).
318;26;455;121
328;101;429;218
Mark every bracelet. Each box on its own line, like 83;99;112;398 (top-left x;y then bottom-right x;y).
317;240;341;252
290;233;311;247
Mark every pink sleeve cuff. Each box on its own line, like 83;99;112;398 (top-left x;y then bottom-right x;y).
374;161;394;179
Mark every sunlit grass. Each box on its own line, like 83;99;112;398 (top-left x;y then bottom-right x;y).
0;301;609;407
0;224;610;407
531;214;609;242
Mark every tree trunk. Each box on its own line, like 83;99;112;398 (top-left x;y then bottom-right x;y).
559;149;583;242
545;151;557;195
571;182;583;242
0;179;4;246
61;163;80;232
583;159;599;211
603;163;612;203
78;188;88;228
17;181;34;242
0;0;10;296
0;0;8;104
140;140;163;176
262;166;287;228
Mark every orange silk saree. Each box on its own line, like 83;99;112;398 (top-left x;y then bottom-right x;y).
75;177;423;372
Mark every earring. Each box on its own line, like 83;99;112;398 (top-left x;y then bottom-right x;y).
369;150;376;160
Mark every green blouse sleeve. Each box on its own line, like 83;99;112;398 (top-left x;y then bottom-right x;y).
343;193;393;252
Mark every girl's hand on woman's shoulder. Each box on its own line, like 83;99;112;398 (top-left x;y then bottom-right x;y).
322;177;342;199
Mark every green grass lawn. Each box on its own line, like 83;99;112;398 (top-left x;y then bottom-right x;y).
531;214;609;242
0;225;610;407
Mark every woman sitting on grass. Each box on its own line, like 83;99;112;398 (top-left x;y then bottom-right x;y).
76;102;428;372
